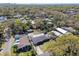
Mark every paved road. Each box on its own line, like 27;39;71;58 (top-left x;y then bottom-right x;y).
1;36;14;55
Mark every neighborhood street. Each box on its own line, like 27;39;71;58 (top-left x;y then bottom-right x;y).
1;36;14;55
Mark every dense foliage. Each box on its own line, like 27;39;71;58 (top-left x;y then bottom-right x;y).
42;34;79;56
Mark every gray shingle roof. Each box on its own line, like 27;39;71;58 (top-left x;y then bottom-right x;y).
31;34;50;45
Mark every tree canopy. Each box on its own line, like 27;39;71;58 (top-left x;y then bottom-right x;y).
42;34;79;56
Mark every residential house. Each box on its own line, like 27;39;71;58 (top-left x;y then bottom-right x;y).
21;19;27;24
14;13;22;19
0;16;7;22
65;8;77;15
30;33;51;46
31;20;36;29
15;36;31;53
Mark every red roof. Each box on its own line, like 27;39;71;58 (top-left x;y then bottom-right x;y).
17;36;30;49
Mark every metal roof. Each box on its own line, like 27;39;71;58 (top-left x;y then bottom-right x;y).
56;28;68;34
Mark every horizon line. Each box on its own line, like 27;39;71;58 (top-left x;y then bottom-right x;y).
0;3;79;4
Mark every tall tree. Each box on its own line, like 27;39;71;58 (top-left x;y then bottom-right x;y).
42;34;79;56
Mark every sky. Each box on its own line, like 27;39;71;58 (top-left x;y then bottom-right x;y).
0;0;79;4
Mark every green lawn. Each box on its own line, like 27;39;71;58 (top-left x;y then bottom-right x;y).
18;50;36;56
